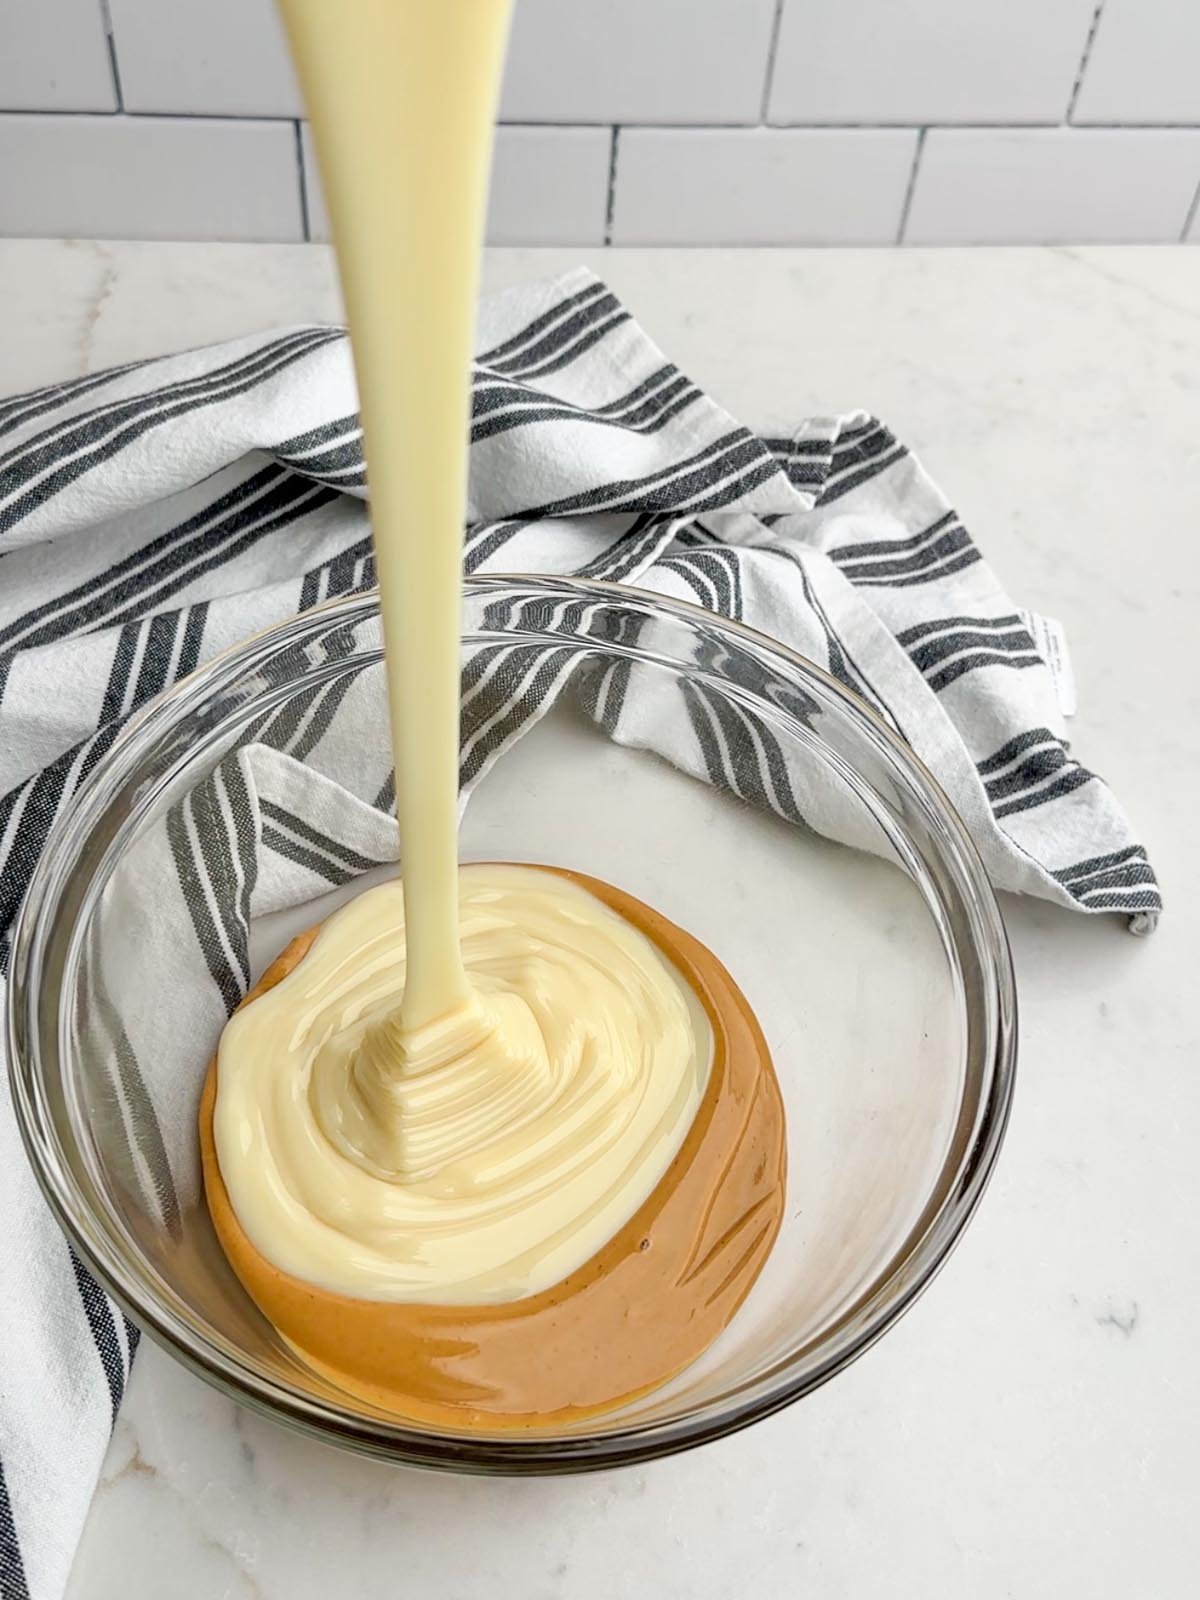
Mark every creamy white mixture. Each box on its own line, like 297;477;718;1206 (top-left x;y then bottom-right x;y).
214;866;710;1302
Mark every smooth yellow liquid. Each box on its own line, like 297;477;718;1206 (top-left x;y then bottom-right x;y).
212;865;711;1302
280;0;512;1032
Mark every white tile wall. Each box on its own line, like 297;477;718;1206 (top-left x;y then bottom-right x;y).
767;0;1098;125
476;127;613;246
1071;0;1200;126
612;129;918;245
0;116;303;241
500;0;778;123
107;0;301;117
303;124;612;246
106;0;779;125
0;0;116;112
2;0;1200;245
905;129;1200;245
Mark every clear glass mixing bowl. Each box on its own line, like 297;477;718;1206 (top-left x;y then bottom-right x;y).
7;577;1015;1470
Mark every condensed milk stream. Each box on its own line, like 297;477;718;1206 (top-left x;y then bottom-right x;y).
282;0;507;1036
202;0;786;1424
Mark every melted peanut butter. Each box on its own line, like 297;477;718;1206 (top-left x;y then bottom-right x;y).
201;867;786;1430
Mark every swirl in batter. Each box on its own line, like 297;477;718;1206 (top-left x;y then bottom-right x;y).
213;864;712;1304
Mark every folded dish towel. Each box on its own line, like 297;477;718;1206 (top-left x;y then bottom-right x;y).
0;269;1159;1599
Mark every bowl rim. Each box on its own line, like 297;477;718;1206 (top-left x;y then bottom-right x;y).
6;573;1017;1472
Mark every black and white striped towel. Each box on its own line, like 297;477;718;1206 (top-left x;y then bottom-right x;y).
0;269;1159;1598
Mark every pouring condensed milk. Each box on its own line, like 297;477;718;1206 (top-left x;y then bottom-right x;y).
199;0;787;1428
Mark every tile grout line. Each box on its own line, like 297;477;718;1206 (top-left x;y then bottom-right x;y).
293;121;311;241
895;127;927;245
97;0;124;113
603;125;620;246
1180;174;1200;243
5;111;1200;132
759;0;787;124
1066;0;1108;123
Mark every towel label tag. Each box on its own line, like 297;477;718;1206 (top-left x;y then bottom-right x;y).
1019;610;1076;717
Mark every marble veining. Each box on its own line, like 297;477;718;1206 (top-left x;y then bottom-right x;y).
1094;1298;1140;1338
74;241;119;375
0;240;1193;1600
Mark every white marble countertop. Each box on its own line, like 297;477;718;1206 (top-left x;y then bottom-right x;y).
4;239;1198;1599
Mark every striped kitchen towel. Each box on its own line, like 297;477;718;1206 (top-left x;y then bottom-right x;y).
0;269;1159;1599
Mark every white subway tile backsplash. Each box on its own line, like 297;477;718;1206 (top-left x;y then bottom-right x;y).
1071;0;1200;125
611;128;918;245
501;0;777;123
0;115;303;241
3;0;1200;247
303;125;612;246
108;0;301;117
106;0;777;125
768;0;1097;125
485;127;613;244
0;0;116;112
905;129;1200;244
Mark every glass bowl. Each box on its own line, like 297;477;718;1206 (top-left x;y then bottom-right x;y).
7;576;1015;1471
